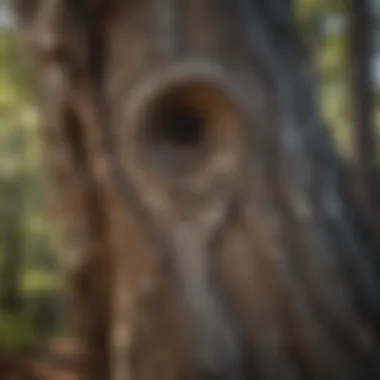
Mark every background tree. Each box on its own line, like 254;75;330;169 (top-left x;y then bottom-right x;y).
0;0;66;354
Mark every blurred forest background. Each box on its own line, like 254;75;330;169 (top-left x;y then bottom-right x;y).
0;0;379;355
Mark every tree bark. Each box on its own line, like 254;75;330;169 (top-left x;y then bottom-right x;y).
12;0;380;379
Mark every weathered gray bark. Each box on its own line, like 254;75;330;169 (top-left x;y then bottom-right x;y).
12;1;380;380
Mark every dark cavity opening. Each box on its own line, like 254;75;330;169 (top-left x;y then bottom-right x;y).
138;82;238;174
152;103;205;148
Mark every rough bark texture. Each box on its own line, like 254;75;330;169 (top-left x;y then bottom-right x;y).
12;1;380;379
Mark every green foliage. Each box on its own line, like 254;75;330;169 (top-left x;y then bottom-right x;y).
295;0;356;156
0;312;37;353
22;268;63;294
0;13;65;351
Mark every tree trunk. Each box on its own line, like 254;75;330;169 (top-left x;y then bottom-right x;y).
12;1;380;379
347;0;378;209
0;125;25;315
